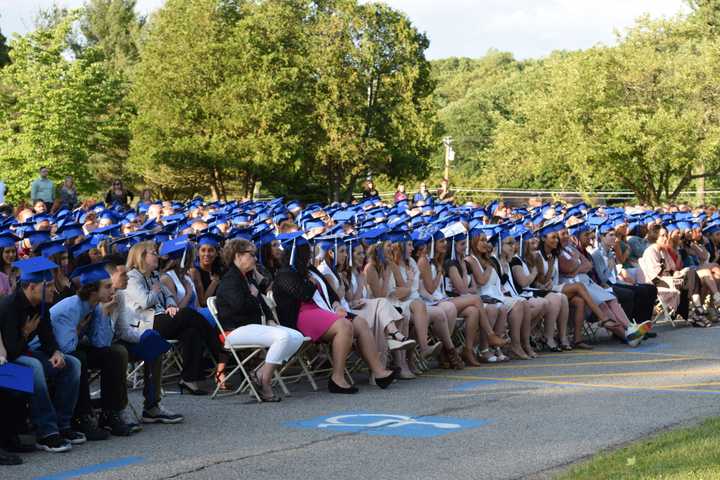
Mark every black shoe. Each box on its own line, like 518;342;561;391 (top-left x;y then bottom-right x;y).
4;435;36;453
178;380;209;396
60;429;86;445
328;377;358;394
73;415;110;441
375;370;397;390
36;434;72;453
0;449;22;465
99;411;132;437
645;332;657;339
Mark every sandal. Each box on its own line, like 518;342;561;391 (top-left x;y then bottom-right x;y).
494;347;510;362
488;333;508;348
540;337;562;353
478;348;498;364
447;348;465;370
215;370;235;392
461;349;482;367
573;341;594;350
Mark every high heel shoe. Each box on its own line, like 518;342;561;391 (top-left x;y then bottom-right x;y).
178;380;209;396
328;377;358;394
374;370;397;389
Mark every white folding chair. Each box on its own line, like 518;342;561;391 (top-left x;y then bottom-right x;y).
207;296;267;402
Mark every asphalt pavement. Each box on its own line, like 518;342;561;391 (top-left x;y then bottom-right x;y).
7;322;720;480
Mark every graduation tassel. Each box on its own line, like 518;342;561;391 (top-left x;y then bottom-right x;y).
451;237;456;261
349;242;353;268
430;236;435;260
290;238;296;269
333;238;338;269
180;245;188;270
465;232;470;257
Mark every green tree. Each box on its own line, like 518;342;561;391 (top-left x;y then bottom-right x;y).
0;11;125;204
130;0;247;199
0;29;10;68
81;0;143;73
307;0;439;201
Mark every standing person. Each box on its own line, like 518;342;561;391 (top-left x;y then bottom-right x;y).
362;180;379;199
58;176;79;211
413;182;432;206
0;179;8;206
105;180;134;208
31;167;54;212
437;178;454;202
0;257;82;453
394;184;407;203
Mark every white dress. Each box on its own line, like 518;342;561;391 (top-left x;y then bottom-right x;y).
387;259;421;319
559;246;615;304
472;255;523;310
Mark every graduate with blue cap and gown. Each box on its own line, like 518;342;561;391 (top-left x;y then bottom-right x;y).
48;262;132;440
0;257;81;454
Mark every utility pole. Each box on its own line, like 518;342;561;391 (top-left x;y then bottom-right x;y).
443;136;454;183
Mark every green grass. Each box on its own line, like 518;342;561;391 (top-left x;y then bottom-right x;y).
557;417;720;480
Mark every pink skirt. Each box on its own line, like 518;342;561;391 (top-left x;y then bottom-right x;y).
297;302;341;342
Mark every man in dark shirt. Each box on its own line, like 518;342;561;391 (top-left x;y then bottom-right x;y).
0;257;82;453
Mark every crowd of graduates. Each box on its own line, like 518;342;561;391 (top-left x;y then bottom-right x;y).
3;169;720;466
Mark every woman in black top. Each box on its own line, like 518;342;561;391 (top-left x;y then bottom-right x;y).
273;240;395;393
105;179;134;207
216;239;304;402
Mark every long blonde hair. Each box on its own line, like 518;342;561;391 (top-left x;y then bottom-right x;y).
126;241;157;274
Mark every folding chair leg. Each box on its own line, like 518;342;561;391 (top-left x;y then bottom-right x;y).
297;350;319;391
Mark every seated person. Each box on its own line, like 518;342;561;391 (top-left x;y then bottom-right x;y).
0;257;81;453
273;234;395;394
48;263;130;439
90;255;182;426
215;239;304;402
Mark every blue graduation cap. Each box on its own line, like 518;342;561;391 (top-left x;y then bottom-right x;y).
36;239;67;258
24;230;52;246
56;222;84;241
71;238;95;258
278;231;309;267
703;222;720;235
126;330;171;362
567;221;590;237
0;232;19;249
70;262;110;286
159;238;190;259
13;256;58;283
0;363;34;394
197;232;224;248
538;221;565;237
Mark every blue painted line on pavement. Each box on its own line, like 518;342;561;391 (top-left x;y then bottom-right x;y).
451;380;500;392
34;456;144;480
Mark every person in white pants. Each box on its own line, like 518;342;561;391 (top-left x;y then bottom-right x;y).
215;238;304;402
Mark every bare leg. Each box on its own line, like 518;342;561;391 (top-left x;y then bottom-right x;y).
520;300;536;358
507;302;528;359
352;317;393;378
562;283;608;320
557;294;570;345
570;296;587;344
320;318;354;388
409;300;431;350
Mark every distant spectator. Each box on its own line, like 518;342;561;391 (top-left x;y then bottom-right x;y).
0;179;7;206
362;180;379;200
31;166;54;211
393;183;407;203
105;179;134;208
413;181;432;206
437;178;454;202
58;176;79;211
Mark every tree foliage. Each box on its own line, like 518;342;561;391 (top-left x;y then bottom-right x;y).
0;11;127;204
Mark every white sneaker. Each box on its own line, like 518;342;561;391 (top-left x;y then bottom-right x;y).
387;337;416;351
